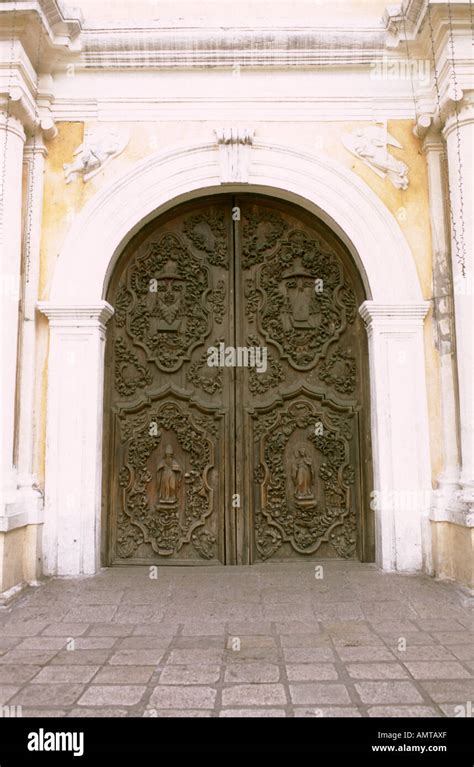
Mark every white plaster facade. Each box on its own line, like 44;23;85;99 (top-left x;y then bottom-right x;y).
0;0;472;595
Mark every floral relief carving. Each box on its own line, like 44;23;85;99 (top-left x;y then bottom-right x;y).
253;398;357;559
116;400;219;560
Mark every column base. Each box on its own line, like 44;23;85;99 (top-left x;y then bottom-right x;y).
0;485;44;532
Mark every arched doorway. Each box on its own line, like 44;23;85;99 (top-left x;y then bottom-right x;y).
102;194;373;565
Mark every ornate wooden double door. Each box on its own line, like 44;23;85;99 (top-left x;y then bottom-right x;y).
104;195;373;565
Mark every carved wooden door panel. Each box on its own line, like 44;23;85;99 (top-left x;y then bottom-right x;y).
104;199;236;564
104;195;373;565
234;197;373;564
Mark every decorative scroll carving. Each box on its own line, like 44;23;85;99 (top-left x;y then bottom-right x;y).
117;399;219;560
183;210;228;267
242;208;288;269
114;337;152;397
191;527;217;559
187;343;223;394
247;335;284;394
319;346;356;394
208;280;226;324
259;229;357;368
253;397;357;559
117;232;211;372
245;278;260;322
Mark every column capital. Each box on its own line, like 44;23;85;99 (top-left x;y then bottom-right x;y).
443;96;474;140
38;302;115;329
359;301;430;328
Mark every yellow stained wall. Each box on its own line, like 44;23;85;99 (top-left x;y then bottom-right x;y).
431;522;474;589
37;119;442;500
0;525;42;594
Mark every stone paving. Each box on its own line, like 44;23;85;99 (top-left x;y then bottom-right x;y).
0;562;472;718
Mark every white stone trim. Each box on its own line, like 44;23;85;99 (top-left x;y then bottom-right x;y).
50;140;423;304
37;302;114;575
359;301;432;572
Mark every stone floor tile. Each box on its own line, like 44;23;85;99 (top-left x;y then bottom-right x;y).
88;624;133;637
143;708;211;717
92;666;155;684
180;622;227;636
31;666;100;683
0;622;49;636
289;684;351;705
40;624;89;636
391;646;456;661
77;685;146;706
403;661;471;679
167;648;223;664
280;634;324;648
336;647;395;662
367;706;440;717
439;703;473;717
355;682;424;704
62;606;118;623
17;637;73;650
112;607;164;623
20;709;68;717
107;650;165;666
132;624;179;637
222;684;287;707
0;651;58;665
224;664;280;683
346;663;409;679
313;603;364;621
149;685;217;709
9;684;85;707
293;707;361;717
286;663;338;681
226;622;273;635
429;632;473;645
51;650;113;665
0;665;41;684
449;645;474;661
0;686;19;704
283;648;336;662
420;680;474;702
159;665;220;685
117;637;172;650
68;708;129;717
219;708;286;717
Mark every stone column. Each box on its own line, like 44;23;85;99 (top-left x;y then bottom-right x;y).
0;111;26;521
17;136;47;503
423;132;461;522
37;303;114;575
359;302;431;571
443;100;474;515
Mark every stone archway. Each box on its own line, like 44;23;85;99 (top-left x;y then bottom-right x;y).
39;139;430;576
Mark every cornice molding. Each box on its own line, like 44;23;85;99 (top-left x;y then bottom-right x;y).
0;1;83;48
38;301;115;328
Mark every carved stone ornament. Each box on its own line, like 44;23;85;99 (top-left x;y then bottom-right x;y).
341;121;409;190
64;127;129;184
214;127;255;183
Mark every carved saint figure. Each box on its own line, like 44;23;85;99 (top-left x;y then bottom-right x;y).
156;445;182;504
291;446;315;500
